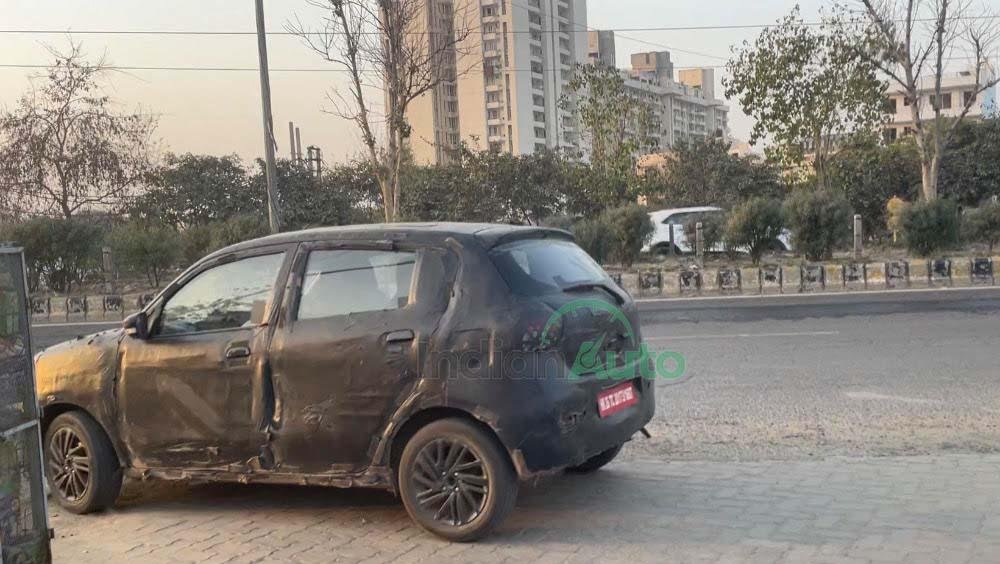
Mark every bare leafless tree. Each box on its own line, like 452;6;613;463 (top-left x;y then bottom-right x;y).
858;0;1000;200
0;43;158;218
288;0;473;222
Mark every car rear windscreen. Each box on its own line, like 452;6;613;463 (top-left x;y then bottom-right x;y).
489;239;608;295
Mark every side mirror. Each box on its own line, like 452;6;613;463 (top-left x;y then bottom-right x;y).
123;311;149;340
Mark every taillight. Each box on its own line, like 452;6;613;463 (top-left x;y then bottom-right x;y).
519;309;563;352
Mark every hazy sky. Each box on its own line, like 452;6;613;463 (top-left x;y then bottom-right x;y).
2;1;847;164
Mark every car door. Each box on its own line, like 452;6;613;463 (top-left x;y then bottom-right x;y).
267;241;454;474
117;247;292;469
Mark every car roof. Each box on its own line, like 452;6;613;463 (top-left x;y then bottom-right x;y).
205;222;572;259
648;206;722;219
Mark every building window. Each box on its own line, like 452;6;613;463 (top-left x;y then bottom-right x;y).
964;91;975;107
487;109;501;120
534;127;546;138
533;111;545;123
883;128;898;143
930;93;952;109
885;97;898;114
533;94;544;107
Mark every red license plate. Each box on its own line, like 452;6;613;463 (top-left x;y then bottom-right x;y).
597;382;638;418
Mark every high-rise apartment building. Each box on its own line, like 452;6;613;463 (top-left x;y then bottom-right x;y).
630;51;674;84
623;62;729;149
587;30;616;67
406;0;588;165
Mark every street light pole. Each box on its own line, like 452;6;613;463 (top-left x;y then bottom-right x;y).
255;0;281;233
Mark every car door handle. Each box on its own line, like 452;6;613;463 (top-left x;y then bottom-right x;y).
225;345;251;359
384;329;415;344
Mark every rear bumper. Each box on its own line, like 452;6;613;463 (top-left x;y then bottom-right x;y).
497;373;656;479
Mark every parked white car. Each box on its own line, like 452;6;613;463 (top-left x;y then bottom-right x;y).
642;206;792;255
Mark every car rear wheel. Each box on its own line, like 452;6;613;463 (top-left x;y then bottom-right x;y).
567;444;623;473
398;418;518;542
44;411;122;514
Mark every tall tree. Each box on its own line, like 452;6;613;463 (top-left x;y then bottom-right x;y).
288;0;472;222
562;64;658;179
857;0;1000;200
725;5;886;189
129;154;259;227
0;44;158;218
638;139;785;209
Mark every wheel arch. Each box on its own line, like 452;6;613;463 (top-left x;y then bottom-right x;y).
387;406;514;482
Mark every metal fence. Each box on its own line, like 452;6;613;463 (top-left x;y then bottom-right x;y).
0;248;51;564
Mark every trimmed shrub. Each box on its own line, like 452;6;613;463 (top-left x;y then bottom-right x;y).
682;212;727;255
600;204;654;267
901;199;960;257
108;222;182;287
963;202;1000;253
0;217;104;293
783;189;853;261
724;198;785;265
572;218;614;264
886;196;910;244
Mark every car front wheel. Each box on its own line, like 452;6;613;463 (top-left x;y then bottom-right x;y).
398;418;518;542
44;411;122;514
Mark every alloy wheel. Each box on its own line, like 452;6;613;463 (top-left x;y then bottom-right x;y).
410;438;489;526
48;427;91;501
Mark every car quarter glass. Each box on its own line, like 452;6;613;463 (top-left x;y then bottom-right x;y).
158;252;285;336
297;249;416;319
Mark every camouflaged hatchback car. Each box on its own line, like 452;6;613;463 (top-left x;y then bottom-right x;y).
36;223;655;541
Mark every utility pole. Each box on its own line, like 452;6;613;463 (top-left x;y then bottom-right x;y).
255;0;281;233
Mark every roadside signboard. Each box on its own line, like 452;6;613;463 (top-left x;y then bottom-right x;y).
0;248;51;564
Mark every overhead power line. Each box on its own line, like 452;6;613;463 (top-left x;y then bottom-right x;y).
0;63;731;73
0;15;995;37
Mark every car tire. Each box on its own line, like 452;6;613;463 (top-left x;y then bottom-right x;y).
398;418;518;542
566;444;623;473
654;243;683;256
44;411;122;514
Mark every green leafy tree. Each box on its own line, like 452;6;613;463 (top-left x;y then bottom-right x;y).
133;153;259;227
562;64;657;196
253;159;376;230
639;139;785;209
783;189;853;261
600;204;654;267
827;135;920;235
938;118;1000;207
963;203;1000;254
902;199;960;257
209;215;270;250
725;5;886;188
725;198;786;265
107;222;181;287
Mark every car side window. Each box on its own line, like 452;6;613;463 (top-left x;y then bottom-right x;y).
298;249;416;320
158;253;285;336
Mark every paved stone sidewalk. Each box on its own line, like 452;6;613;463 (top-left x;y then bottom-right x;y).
50;454;1000;563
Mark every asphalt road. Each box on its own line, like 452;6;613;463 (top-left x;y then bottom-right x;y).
31;287;1000;462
